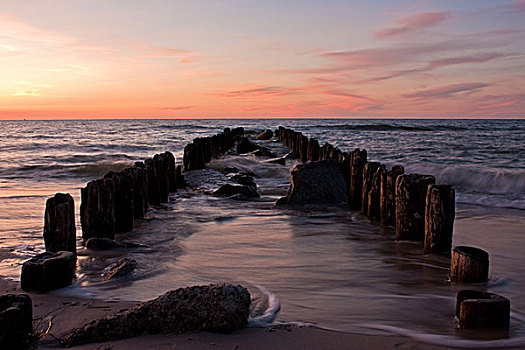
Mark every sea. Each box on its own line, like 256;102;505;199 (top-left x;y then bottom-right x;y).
0;119;524;348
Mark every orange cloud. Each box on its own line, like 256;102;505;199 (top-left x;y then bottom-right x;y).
404;83;489;99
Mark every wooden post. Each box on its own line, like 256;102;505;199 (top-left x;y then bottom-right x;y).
361;162;380;215
348;148;367;211
154;154;169;203
145;158;160;206
450;246;489;283
80;178;115;240
380;165;404;226
0;294;33;348
395;174;435;241
424;184;455;254
104;171;134;232
163;151;177;192
456;290;510;329
300;135;308;163
307;138;319;161
367;165;386;220
123;164;148;218
43;193;76;255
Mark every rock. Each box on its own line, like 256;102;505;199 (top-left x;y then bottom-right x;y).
456;290;510;329
278;159;347;205
424;184;455;254
253;147;277;158
236;137;259;154
230;174;257;189
85;237;123;250
395;174;436;241
21;251;76;292
450;246;489;283
103;258;137;281
256;129;273;140
0;294;33;349
80;178;115;241
223;166;239;174
213;184;259;199
60;284;251;347
185;169;235;194
43;193;76;255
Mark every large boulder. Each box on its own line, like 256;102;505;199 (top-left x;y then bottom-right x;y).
277;159;347;205
21;251;76;292
0;294;33;349
60;284;251;347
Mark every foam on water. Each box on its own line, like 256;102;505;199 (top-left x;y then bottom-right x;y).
248;285;281;327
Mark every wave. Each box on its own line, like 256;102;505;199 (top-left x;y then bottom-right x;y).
311;123;468;132
248;285;281;327
405;163;525;209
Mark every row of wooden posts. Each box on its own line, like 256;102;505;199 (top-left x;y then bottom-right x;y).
276;126;509;329
277;126;455;255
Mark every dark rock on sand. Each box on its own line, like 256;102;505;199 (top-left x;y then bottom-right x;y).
21;251;76;292
103;258;137;281
60;284;251;347
256;129;273;140
278;159;347;205
236;137;259;154
0;294;33;349
214;184;259;198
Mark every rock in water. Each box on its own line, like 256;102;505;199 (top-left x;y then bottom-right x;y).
256;129;273;140
103;258;137;281
213;184;259;199
60;284;251;347
236;137;259;154
278;159;347;205
0;294;33;350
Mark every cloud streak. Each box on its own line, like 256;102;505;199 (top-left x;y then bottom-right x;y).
404;83;489;99
375;11;450;39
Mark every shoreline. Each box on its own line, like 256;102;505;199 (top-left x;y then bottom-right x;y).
1;278;450;350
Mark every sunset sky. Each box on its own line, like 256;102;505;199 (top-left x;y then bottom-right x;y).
1;1;524;119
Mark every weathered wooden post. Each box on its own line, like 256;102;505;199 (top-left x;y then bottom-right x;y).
349;148;367;210
395;174;435;241
0;294;33;349
145;158;160;206
176;165;184;188
456;290;510;329
361;162;380;215
154;154;169;203
450;246;489;283
307;138;319;162
300;135;308;163
424;184;455;254
367;165;386;220
80;178;115;240
123;164;148;218
380;165;404;226
21;251;76;292
163;151;177;192
43;193;76;255
339;152;351;193
104;171;134;232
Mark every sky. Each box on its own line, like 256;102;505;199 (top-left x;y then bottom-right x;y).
0;0;524;119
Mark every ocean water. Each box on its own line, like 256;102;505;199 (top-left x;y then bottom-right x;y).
0;119;524;347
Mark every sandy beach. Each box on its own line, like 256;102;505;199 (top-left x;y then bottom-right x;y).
1;278;451;350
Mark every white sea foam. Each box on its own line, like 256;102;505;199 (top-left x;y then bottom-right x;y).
248;285;281;327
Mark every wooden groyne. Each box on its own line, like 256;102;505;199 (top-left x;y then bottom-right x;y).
15;124;509;331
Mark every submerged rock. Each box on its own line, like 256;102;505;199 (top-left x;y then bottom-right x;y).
277;159;347;205
213;184;259;198
252;147;277;158
60;284;251;347
236;137;259;154
85;238;148;250
103;258;137;281
256;129;273;140
21;251;76;292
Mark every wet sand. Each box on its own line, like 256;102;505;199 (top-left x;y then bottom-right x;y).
0;278;449;350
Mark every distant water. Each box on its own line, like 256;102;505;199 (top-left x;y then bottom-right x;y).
0;119;524;347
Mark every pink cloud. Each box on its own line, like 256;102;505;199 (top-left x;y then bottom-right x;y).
213;85;292;98
500;0;525;13
375;11;450;39
404;82;489;99
159;106;193;111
